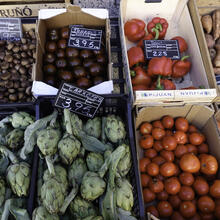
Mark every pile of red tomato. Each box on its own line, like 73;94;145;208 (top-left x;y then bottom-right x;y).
139;115;220;219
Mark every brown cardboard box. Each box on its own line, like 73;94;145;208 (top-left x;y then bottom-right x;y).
191;0;220;102
134;104;220;220
33;4;111;95
119;0;217;105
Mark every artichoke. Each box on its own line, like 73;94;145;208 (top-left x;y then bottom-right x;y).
68;158;87;185
104;115;126;143
86;152;104;172
117;144;132;177
69;196;97;219
10;112;34;129
116;178;134;211
81;171;106;201
6;129;24;149
6;162;30;197
84;117;101;139
0;178;5;206
41;178;64;214
83;216;103;220
43;165;68;195
32;206;59;220
58;133;81;165
37;126;61;156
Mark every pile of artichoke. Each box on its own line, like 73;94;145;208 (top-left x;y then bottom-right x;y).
0;111;35;219
21;109;136;219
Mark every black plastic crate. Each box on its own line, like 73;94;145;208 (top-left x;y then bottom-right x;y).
0;102;38;217
34;94;145;219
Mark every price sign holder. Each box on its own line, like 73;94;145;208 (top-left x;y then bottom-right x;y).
0;18;22;41
144;40;180;60
55;83;104;118
68;26;102;50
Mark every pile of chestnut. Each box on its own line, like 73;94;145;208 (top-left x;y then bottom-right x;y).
138;115;220;219
43;26;107;89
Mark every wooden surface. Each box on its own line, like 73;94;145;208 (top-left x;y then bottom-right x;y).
196;0;220;7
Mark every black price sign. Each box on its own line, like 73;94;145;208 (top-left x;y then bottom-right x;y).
144;40;180;60
68;26;102;50
0;18;22;41
55;83;104;118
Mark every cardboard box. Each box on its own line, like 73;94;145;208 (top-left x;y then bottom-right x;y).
119;0;217;105
33;5;112;96
134;104;220;220
191;0;220;102
0;1;66;18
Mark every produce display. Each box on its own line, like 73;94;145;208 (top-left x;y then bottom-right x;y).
0;111;35;219
138;115;220;219
124;17;198;91
43;26;108;89
201;9;220;75
0;29;36;103
17;107;137;219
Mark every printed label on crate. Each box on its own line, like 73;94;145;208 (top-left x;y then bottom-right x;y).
55;83;104;118
68;26;102;50
144;40;180;60
0;18;22;41
135;90;175;101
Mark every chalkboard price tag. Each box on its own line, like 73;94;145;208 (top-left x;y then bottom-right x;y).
144;40;180;60
0;18;22;41
55;83;104;118
68;26;102;50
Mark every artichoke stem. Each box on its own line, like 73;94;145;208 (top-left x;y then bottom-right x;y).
45;156;55;176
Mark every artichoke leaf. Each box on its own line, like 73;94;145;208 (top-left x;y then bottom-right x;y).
0;145;18;164
117;208;137;220
0;116;10;128
101;117;107;144
0;153;9;175
20;110;58;160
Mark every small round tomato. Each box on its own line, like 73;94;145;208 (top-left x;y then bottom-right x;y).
152;156;166;166
144;148;157;159
189;132;205;145
146;162;159;176
168;195;181;209
141;174;151;187
143;188;156;203
178;186;195;201
210;180;220;198
171;211;185;220
199;154;218;175
152;128;166;140
188;124;199;133
189;213;202;220
198;143;209;154
160;162;177;177
186;144;198;155
193;176;209;196
175;117;189;132
174;131;188;144
140;122;152;135
139;135;154;149
157;190;169;201
165;177;181;195
214;205;220;219
179;172;194;186
160;150;174;162
175;144;188;158
162;136;177;151
197;196;215;214
157;201;173;218
165;130;173;136
179;153;200;173
152;120;164;129
179;201;196;218
162;115;174;129
139;157;151;172
149;177;164;193
146;205;159;218
153;140;163;152
199;213;214;220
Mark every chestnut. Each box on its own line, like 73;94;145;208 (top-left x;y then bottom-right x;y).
89;63;103;77
48;29;59;41
93;76;105;85
66;47;79;58
83;58;95;68
43;64;56;75
44;75;57;87
93;48;105;55
57;49;65;58
58;69;73;82
44;53;56;63
68;57;81;68
72;66;87;79
96;54;106;64
77;77;91;89
45;41;57;53
55;58;67;69
60;27;69;39
57;39;67;49
80;49;93;59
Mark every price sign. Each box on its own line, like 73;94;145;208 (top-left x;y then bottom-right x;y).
0;18;22;41
55;83;104;118
144;40;180;60
68;26;102;50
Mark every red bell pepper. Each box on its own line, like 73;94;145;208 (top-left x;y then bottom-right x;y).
147;56;173;77
127;46;145;68
172;55;191;78
171;36;188;53
131;66;152;87
147;17;168;39
124;18;146;42
137;29;159;48
151;76;176;90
